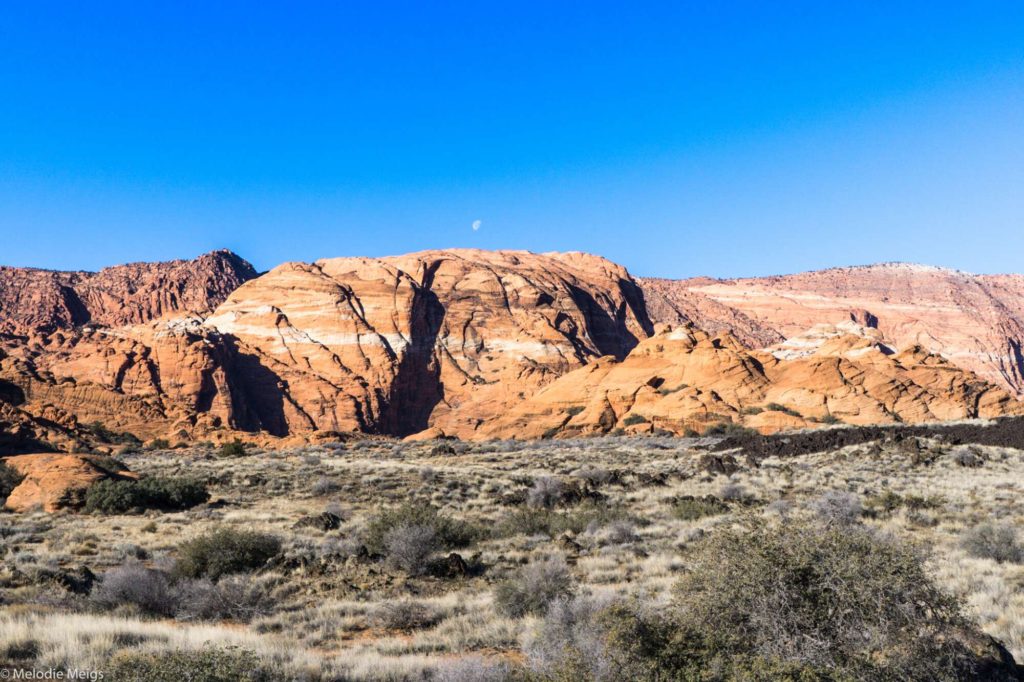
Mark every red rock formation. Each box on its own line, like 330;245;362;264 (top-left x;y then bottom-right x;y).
481;323;1024;439
1;250;1022;447
2;453;135;512
0;250;256;334
643;264;1024;397
203;249;653;437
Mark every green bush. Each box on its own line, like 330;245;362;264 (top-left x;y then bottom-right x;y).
622;414;649;426
498;503;634;538
218;439;248;457
364;502;479;555
107;646;276;682
764;402;803;418
84;476;209;513
0;459;24;503
174;528;282;580
85;421;141;445
148;438;171;450
670;495;729;521
703;421;760;437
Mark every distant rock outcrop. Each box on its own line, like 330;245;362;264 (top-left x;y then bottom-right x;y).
648;264;1024;397
1;250;1022;447
480;323;1024;439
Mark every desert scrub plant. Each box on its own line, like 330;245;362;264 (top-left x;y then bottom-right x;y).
175;574;279;622
527;475;564;509
107;646;277;682
92;562;177;617
382;523;438;574
669;520;1006;680
498;502;635;538
864;490;944;517
218;438;248;457
621;413;649;426
670;495;729;521
174;527;282;580
494;555;575;617
811;490;863;527
0;459;24;503
363;502;480;557
961;522;1024;564
763;402;802;418
84;476;209;513
85;421;141;445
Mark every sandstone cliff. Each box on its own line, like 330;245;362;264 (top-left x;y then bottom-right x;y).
1;251;1022;448
481;323;1024;439
644;264;1024;397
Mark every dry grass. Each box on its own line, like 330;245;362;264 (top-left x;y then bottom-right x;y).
1;433;1023;678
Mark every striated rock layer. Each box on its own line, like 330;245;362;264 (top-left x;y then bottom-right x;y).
481;323;1024;439
1;250;1022;447
1;249;653;443
643;263;1024;397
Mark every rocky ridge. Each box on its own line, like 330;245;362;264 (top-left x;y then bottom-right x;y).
0;251;1022;448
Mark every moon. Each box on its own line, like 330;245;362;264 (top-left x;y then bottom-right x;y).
472;219;482;231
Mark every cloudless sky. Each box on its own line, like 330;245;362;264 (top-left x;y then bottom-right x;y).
1;2;1022;278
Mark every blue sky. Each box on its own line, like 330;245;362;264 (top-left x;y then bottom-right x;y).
1;2;1021;278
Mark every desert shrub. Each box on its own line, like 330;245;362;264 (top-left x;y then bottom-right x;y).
533;522;1018;681
565;405;585;416
952;446;983;467
92;562;176;616
811;490;863;526
435;656;516;682
499;503;633;538
372;599;442;631
704;422;759;437
107;646;276;682
764;402;802;417
495;555;575;618
0;459;24;503
670;495;729;521
218;439;247;457
527;476;564;509
85;421;141;445
383;524;437;574
175;574;278;621
364;502;479;556
622;414;649;426
174;528;281;580
148;438;171;450
311;476;339;496
670;521;996;680
84;476;209;513
573;465;612;487
865;490;944;517
718;483;747;501
590;519;638;545
961;522;1024;564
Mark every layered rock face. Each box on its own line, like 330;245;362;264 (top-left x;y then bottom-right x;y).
1;249;1022;448
0;252;259;445
643;264;1024;397
203;249;653;437
482;323;1024;439
1;249;653;444
0;250;257;334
